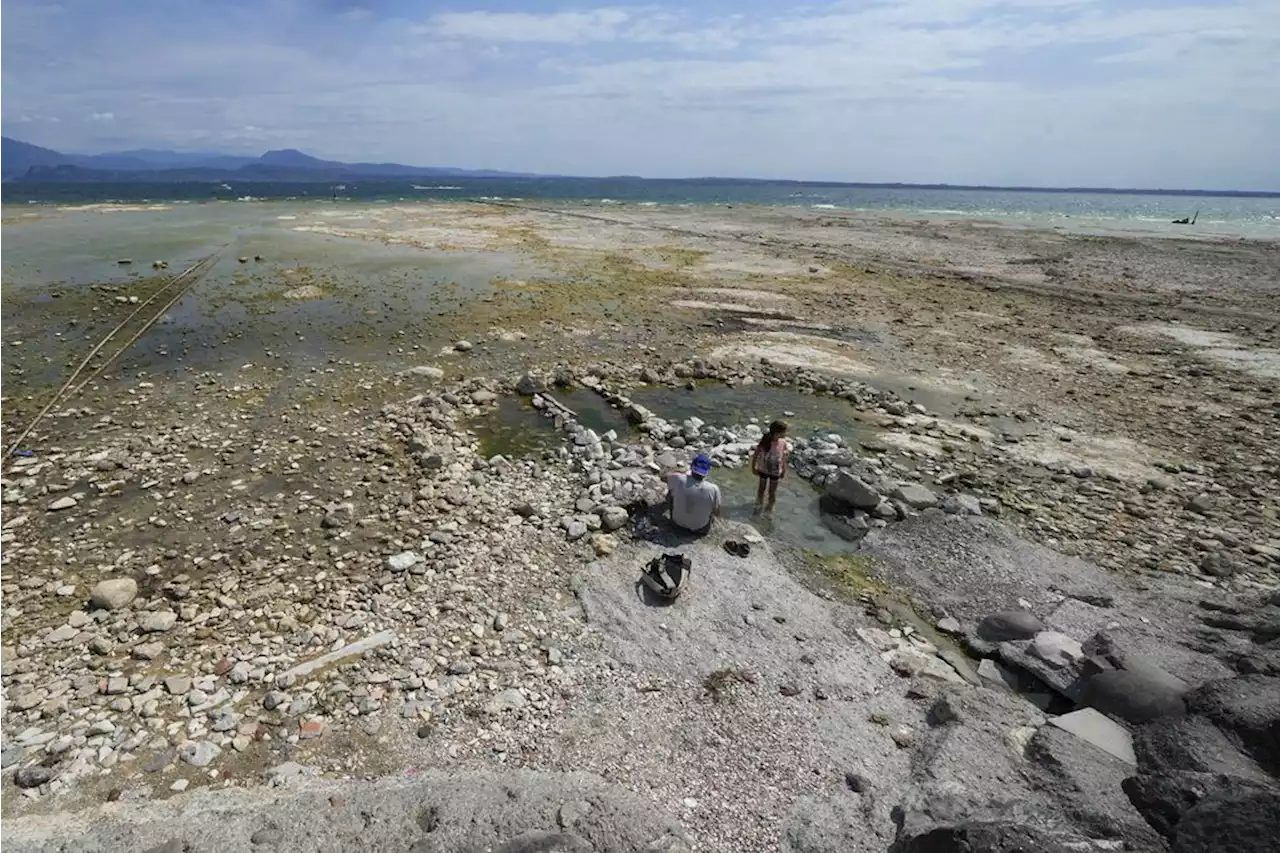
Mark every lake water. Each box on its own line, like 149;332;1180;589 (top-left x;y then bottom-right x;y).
5;178;1277;238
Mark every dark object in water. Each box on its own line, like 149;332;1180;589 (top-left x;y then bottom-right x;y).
1172;209;1199;225
641;553;691;600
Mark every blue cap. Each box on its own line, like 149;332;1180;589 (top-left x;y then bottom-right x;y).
691;454;712;476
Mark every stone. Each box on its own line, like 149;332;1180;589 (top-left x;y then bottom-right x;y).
178;740;221;767
557;800;593;829
250;827;285;846
386;551;420;572
892;483;937;509
485;688;527;714
1049;708;1136;765
453;340;473;352
14;764;56;788
516;373;546;395
940;494;982;516
886;648;964;684
138;611;178;633
90;578;138;611
827;472;880;510
470;390;497;404
1184;675;1280;775
976;610;1044;642
600;506;629;532
263;691;289;711
1083;669;1186;724
11;691;44;712
1121;771;1252;842
132;642;165;661
1170;786;1280;853
401;366;444;380
170;779;190;792
46;624;78;643
935;617;962;635
48;496;77;511
844;772;870;793
565;521;588;541
1029;631;1084;669
589;533;616;557
164;675;191;695
977;658;1018;690
299;720;324;740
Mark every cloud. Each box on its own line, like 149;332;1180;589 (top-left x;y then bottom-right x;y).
2;0;1277;188
426;8;633;43
87;111;115;121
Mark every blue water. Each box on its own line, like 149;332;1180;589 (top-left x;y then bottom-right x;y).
4;178;1278;235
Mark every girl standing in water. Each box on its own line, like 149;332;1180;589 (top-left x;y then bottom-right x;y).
752;420;789;514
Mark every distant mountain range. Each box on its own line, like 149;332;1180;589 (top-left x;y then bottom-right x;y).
1;137;541;182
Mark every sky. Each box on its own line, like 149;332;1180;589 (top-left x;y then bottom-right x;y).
2;0;1278;188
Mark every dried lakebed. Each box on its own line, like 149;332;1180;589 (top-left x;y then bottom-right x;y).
3;202;1279;852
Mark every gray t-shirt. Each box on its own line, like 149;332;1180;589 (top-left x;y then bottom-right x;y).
667;473;721;531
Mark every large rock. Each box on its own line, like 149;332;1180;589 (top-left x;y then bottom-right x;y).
1133;714;1273;782
826;471;880;510
1083;669;1187;723
90;578;138;611
891;483;937;509
997;639;1087;702
1024;724;1164;850
1121;771;1255;842
1184;675;1280;776
977;610;1044;642
1169;785;1280;853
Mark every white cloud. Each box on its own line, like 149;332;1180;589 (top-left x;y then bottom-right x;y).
427;8;633;44
2;0;1277;188
88;111;115;121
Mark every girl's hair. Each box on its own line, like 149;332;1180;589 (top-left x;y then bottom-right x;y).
757;419;789;450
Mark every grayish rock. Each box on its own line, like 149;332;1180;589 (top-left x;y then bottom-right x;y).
891;483;937;509
1083;669;1187;723
977;610;1044;642
827;471;881;510
90;577;138;611
178;740;221;767
138;611;178;633
1029;631;1084;669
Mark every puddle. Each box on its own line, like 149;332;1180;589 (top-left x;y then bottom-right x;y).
472;397;558;459
552;389;633;437
631;382;878;438
714;465;851;555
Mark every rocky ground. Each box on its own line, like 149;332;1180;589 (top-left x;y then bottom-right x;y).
2;202;1278;851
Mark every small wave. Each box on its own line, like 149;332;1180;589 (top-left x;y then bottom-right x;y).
638;201;658;206
276;215;298;220
811;203;838;209
412;185;463;190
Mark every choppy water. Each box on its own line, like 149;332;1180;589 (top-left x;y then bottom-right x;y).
4;178;1278;237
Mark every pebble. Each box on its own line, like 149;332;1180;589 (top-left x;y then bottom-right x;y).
138;611;178;633
178;740;221;767
90;578;138;611
170;779;190;792
48;496;78;511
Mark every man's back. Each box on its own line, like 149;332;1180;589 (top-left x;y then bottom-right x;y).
667;472;721;532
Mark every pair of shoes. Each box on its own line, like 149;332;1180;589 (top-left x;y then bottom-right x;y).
723;540;751;558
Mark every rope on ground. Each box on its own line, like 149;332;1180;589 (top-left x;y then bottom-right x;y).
5;253;220;456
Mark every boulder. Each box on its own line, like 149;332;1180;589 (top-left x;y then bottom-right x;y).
1184;675;1280;776
977;610;1044;642
1025;725;1164;850
1083;669;1187;724
892;483;937;509
600;506;629;532
90;578;138;611
516;373;546;395
826;471;880;510
1170;786;1280;853
1121;771;1253;842
1133;714;1273;782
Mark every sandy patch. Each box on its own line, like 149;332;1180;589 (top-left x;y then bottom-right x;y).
670;300;798;316
1004;344;1064;373
1001;429;1171;483
1121;322;1280;379
1053;346;1132;375
740;317;835;331
710;332;874;376
282;285;325;300
687;287;796;305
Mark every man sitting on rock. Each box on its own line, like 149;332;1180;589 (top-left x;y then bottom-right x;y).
665;454;722;536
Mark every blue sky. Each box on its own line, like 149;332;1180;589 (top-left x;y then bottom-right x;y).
3;0;1277;188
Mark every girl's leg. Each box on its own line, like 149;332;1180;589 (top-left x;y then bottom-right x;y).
755;475;767;509
766;477;780;511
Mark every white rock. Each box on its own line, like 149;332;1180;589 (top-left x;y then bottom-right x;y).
90;578;138;611
386;551;420;572
48;496;78;511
